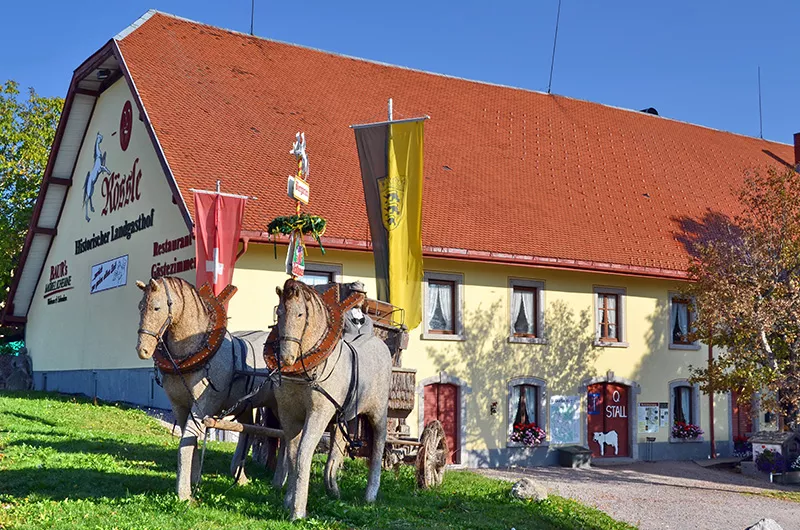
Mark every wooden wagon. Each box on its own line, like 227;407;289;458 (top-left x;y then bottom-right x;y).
203;296;448;489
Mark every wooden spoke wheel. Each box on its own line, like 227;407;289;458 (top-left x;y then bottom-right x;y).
415;420;448;489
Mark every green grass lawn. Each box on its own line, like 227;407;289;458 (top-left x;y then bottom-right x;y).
0;391;634;529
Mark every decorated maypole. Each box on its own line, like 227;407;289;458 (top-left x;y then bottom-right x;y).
267;132;327;278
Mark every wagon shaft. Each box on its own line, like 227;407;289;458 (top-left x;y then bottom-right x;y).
203;417;283;439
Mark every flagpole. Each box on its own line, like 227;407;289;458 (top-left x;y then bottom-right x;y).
388;98;393;121
350;115;429;129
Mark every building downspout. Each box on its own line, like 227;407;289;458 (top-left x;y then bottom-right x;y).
236;236;250;262
708;334;716;459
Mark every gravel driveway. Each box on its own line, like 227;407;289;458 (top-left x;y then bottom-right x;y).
477;461;800;530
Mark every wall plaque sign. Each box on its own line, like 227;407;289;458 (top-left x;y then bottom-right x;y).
90;255;128;294
550;395;581;444
43;259;73;305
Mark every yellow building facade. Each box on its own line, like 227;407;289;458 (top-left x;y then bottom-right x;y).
8;11;782;467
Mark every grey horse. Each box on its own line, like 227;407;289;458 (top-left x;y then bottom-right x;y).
135;277;286;501
272;279;392;520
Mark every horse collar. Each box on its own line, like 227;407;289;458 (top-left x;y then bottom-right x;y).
264;283;365;375
153;282;238;375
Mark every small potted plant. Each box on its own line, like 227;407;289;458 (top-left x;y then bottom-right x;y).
755;449;787;483
671;421;704;440
510;422;547;447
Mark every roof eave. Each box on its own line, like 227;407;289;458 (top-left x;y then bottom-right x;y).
239;230;690;281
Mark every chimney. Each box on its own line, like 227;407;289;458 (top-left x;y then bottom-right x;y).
794;132;800;170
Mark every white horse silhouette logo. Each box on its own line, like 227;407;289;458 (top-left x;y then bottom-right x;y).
289;131;309;178
82;132;110;222
592;430;619;456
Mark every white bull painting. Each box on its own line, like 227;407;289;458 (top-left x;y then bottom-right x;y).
592;430;619;456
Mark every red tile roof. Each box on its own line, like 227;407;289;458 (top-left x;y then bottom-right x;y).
117;12;795;278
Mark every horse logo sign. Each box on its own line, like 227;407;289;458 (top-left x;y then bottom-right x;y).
378;173;406;231
83;132;111;222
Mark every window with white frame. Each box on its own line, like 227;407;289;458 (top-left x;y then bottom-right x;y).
509;279;545;343
512;385;540;424
673;385;694;424
594;287;626;345
299;263;342;286
423;272;463;339
507;377;548;446
669;294;699;349
668;380;701;441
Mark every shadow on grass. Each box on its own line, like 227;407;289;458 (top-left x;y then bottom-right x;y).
1;437;258;501
7;436;181;473
3;411;59;427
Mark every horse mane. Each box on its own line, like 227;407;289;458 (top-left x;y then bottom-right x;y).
156;276;205;320
283;278;317;302
282;279;327;318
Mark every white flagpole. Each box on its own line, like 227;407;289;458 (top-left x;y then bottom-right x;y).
189;180;257;200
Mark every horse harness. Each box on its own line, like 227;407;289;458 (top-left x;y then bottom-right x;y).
264;283;368;455
141;280;238;375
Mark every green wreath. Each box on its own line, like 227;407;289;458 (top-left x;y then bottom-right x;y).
267;213;327;254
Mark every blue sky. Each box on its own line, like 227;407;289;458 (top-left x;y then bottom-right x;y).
3;0;799;144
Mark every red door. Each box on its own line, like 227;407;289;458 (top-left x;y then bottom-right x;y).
424;383;459;464
587;383;630;458
731;390;753;439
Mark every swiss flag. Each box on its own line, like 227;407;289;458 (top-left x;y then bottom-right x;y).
194;192;246;298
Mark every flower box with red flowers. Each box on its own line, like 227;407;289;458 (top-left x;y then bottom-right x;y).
510;422;547;447
671;422;704;440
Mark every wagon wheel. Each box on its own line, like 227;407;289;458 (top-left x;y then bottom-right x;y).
415;420;448;489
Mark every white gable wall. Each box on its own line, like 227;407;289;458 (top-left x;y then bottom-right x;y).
26;78;194;374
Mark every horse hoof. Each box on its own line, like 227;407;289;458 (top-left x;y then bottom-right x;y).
177;494;196;504
235;475;249;486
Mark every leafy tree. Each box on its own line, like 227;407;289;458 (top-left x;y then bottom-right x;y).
0;80;63;305
686;166;800;428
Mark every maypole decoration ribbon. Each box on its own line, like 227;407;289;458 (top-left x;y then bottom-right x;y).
267;132;328;278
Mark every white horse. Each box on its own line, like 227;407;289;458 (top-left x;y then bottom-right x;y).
289;132;309;178
135;277;287;500
83;132;110;222
592;430;619;456
271;279;392;520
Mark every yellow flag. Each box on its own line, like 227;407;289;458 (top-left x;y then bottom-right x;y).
384;120;424;330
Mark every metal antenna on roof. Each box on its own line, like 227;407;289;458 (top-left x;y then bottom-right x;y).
758;66;763;139
250;0;255;35
547;0;563;94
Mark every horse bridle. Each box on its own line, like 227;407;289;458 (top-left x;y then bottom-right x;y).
276;293;311;354
137;278;175;345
